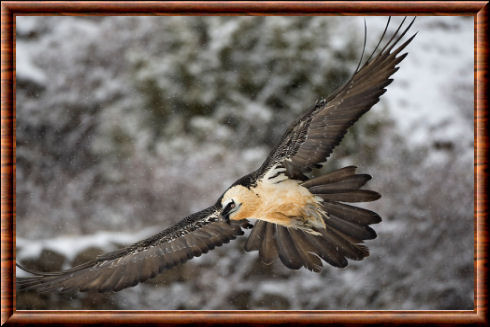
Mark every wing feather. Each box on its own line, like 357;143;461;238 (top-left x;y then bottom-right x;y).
258;18;416;179
17;205;248;293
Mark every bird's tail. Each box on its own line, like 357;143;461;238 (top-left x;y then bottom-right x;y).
244;166;381;272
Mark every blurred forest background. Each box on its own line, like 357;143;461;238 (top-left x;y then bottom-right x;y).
16;16;474;310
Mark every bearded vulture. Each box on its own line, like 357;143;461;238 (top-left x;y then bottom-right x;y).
17;17;416;293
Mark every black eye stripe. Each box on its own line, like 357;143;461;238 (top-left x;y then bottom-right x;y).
223;200;236;215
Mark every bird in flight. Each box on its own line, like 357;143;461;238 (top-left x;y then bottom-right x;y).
17;17;416;293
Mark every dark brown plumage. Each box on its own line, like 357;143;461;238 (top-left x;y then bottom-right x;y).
244;166;380;271
17;17;415;293
237;18;415;271
18;207;249;292
259;18;416;180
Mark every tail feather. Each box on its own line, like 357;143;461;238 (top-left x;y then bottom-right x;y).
316;190;380;202
301;166;358;188
324;215;377;240
322;200;381;225
245;220;266;251
244;166;381;271
288;229;323;272
318;227;368;260
276;226;303;269
259;223;278;264
305;232;348;268
308;174;371;193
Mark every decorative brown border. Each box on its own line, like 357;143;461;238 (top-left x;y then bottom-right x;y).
1;1;488;325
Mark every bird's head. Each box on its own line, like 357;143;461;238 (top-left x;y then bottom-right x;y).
220;185;258;221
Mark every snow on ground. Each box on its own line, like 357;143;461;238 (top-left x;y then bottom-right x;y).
16;227;159;275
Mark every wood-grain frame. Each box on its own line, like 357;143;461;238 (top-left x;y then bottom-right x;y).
1;1;488;325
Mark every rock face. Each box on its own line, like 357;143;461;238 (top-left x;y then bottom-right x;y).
16;16;474;310
72;247;104;267
22;249;66;273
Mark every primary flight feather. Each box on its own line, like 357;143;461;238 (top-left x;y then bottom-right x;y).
17;18;416;293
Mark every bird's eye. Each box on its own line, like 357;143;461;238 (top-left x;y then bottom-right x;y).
223;200;237;216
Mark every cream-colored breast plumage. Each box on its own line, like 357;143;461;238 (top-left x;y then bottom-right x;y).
222;176;326;232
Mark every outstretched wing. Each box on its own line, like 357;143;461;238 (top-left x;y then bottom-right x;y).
259;18;416;180
17;205;249;293
244;19;415;271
